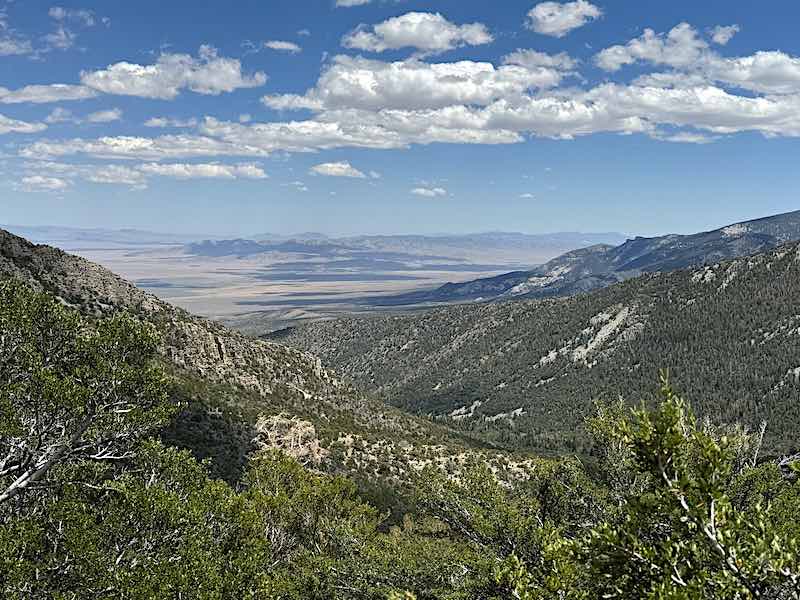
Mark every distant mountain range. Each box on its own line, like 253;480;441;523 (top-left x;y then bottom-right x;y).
185;232;628;264
373;210;800;306
0;224;211;248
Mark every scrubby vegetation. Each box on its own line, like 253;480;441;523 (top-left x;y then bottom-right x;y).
2;281;799;599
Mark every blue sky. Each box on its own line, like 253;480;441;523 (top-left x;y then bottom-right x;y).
1;0;799;237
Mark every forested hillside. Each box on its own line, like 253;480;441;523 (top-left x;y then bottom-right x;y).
284;242;800;456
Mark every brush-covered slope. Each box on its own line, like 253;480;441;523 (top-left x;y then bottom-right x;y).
0;229;531;492
283;242;800;456
377;210;800;306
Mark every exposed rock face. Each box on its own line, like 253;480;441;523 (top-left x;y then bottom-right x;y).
253;414;330;466
0;229;160;315
779;455;800;483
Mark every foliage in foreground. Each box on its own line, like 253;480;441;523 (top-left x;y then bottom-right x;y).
1;281;799;599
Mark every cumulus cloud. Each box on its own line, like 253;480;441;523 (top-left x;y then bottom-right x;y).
503;49;577;70
708;51;800;95
711;25;740;46
17;175;69;192
45;107;76;124
86;108;122;123
43;26;76;51
653;131;718;144
310;161;367;178
0;36;32;56
0;10;33;56
80;45;267;99
342;12;492;54
595;22;708;72
264;40;301;53
597;24;800;96
49;7;97;27
0;114;47;135
526;1;601;38
42;6;105;53
18;19;800;165
411;186;447;197
144;116;199;128
20;159;266;189
138;162;267;179
86;164;148;188
263;55;567;113
0;84;98;104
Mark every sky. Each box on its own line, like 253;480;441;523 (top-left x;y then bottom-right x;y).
1;0;799;237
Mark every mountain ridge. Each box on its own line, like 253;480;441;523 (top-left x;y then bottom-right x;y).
373;209;800;306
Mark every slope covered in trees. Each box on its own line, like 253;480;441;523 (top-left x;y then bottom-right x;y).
284;242;800;456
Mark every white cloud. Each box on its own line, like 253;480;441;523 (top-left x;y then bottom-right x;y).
519;192;535;198
86;108;122;123
0;36;32;56
310;161;367;178
342;12;492;54
0;9;33;56
19;133;267;161
17;175;69;192
80;45;267;99
503;49;577;71
0;114;47;135
19;21;800;165
45;107;76;124
597;24;800;96
411;186;447;198
286;180;309;192
264;55;567;113
708;51;800;95
0;84;98;104
336;0;373;6
49;7;97;27
264;40;301;54
144;116;199;128
653;131;718;144
42;7;103;53
526;1;601;38
139;162;267;179
20;159;265;189
86;164;148;188
711;25;740;46
43;26;76;51
595;23;708;72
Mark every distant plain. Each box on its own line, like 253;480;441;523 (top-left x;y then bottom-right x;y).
4;225;626;332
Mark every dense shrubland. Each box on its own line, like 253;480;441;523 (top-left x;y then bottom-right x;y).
2;282;799;599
